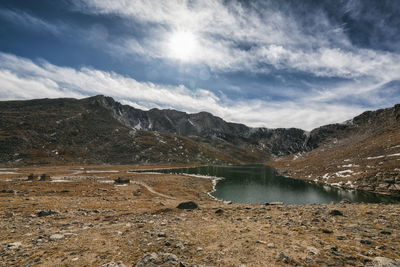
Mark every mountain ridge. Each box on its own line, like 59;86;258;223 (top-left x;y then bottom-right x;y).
0;95;399;167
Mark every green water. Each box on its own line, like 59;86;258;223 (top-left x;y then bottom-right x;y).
139;165;400;204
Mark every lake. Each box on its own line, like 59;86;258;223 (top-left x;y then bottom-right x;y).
138;165;400;204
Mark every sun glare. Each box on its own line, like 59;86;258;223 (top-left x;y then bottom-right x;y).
168;31;197;61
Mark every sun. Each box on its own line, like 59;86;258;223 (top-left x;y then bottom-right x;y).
168;31;197;61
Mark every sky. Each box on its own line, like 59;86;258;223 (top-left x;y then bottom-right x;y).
0;0;399;130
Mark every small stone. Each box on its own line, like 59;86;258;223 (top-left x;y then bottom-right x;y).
372;257;400;267
175;242;185;250
196;247;204;252
256;240;267;244
329;209;343;216
8;242;22;249
380;230;391;235
176;201;198;210
275;252;290;263
265;202;284;205
102;261;126;267
157;232;166;238
340;199;351;204
307;246;320;255
321;229;333;234
267;243;275;248
49;234;64;240
360;239;372;245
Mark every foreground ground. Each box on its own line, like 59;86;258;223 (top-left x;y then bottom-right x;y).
1;165;400;266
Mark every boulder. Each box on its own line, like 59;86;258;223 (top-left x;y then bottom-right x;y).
114;177;130;184
329;209;343;216
37;210;59;217
176;201;198;210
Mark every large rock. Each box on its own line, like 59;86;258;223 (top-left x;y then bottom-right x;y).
37;210;59;217
176;201;198;210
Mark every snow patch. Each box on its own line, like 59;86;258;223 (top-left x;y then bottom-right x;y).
342;164;359;168
366;155;385;160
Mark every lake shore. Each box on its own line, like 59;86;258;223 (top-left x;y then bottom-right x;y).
1;164;400;266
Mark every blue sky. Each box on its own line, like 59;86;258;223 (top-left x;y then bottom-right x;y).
0;0;399;130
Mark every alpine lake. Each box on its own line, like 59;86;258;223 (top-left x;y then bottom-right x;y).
135;165;400;204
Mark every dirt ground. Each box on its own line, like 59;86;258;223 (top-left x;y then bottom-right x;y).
1;165;399;266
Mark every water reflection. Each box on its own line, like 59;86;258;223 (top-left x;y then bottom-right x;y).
138;165;400;204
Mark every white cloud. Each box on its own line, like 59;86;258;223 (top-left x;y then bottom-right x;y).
0;52;380;130
72;0;400;80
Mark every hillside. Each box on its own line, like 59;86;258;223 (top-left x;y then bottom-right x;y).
270;104;400;197
0;96;310;165
0;96;307;165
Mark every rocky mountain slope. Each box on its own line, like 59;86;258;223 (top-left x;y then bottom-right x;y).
270;104;400;197
0;95;308;165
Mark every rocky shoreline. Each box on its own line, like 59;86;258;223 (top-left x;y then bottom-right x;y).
1;165;400;266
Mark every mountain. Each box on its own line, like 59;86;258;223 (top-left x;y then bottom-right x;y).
270;104;400;197
1;95;399;196
0;95;308;165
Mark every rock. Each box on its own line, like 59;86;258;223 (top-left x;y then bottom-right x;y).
275;252;290;264
329;209;343;216
0;189;16;194
380;230;392;235
256;240;267;244
340;199;351;204
157;232;166;238
265;202;284;205
174;242;185;250
49;234;64;240
40;174;51;181
37;210;59;217
8;242;22;249
114;177;130;184
103;262;126;267
176;201;198;210
321;229;333;234
136;252;182;267
267;243;275;248
215;209;224;214
372;257;400;267
102;261;126;267
307;246;320;255
360;239;372;245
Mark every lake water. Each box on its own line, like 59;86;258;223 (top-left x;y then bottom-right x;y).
140;165;400;204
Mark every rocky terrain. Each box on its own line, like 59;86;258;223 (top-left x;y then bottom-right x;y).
0;96;309;166
1;165;400;266
270;104;400;197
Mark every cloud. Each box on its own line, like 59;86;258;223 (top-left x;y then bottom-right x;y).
0;52;381;130
0;8;63;36
71;0;400;80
